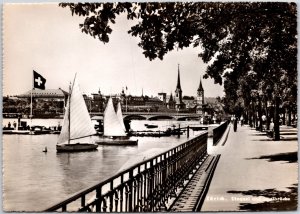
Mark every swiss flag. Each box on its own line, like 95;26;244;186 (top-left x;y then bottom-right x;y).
33;70;46;90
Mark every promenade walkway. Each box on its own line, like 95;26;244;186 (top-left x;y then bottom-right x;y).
202;124;298;211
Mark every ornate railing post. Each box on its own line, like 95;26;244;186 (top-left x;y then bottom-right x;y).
120;176;124;212
95;187;101;212
128;170;133;212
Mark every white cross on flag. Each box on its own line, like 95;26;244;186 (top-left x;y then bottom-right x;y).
33;70;46;90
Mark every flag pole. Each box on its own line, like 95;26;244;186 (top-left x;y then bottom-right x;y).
30;71;33;129
125;87;128;112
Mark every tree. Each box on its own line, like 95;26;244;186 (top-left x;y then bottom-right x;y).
60;2;297;138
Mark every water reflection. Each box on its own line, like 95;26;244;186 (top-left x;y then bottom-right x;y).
56;151;99;195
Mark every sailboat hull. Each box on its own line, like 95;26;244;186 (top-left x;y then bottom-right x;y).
56;143;98;152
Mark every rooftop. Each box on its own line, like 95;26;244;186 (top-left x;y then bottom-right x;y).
17;88;68;98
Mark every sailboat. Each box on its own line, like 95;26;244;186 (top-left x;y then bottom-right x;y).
56;75;98;152
96;98;138;145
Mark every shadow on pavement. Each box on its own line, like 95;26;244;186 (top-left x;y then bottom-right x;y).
252;137;298;142
250;133;267;136
227;184;297;211
247;152;297;163
280;132;298;135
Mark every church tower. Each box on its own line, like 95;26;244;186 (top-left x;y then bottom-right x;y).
196;77;205;114
175;64;185;110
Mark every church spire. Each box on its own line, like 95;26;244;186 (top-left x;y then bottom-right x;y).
198;77;204;92
169;92;173;101
176;64;182;91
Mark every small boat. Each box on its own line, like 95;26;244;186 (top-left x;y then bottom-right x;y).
96;99;138;146
129;131;171;137
30;126;51;135
3;130;31;135
42;147;47;153
145;124;158;129
56;74;98;152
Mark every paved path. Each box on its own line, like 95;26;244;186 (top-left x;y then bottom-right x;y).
202;124;298;211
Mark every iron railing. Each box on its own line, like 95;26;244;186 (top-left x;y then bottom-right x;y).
45;132;208;212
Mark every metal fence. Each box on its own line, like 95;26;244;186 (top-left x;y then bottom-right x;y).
45;132;208;212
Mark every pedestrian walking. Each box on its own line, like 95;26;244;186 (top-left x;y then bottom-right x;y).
262;114;267;130
13;121;17;129
240;115;244;126
233;117;238;132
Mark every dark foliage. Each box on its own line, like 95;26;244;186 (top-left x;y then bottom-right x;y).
59;2;297;115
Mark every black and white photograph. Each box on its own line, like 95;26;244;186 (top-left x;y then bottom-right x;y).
2;2;298;212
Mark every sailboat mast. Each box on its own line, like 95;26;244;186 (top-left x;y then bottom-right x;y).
68;82;71;144
30;73;33;128
68;74;77;144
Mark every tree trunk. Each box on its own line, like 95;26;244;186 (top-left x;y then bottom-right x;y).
274;96;280;141
248;109;252;127
288;107;292;126
266;107;270;130
249;103;253;128
259;98;263;132
255;112;258;128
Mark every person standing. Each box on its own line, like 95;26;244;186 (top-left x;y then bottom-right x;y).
240;115;244;126
233;117;238;132
13;121;17;129
262;114;267;130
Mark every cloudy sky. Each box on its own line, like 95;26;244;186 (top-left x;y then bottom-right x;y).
3;3;224;97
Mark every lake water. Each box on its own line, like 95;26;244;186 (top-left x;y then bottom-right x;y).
2;118;204;211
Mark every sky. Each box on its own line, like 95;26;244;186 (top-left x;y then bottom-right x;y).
3;3;224;98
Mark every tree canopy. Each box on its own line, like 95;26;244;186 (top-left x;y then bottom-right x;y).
60;2;297;115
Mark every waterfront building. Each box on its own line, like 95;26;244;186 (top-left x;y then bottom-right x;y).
182;96;197;112
83;94;93;113
127;95;145;106
158;92;167;106
145;97;162;111
16;88;68;117
175;64;186;110
120;88;145;106
91;89;105;112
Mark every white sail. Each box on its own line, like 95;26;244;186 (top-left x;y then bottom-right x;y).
103;98;126;137
57;75;96;145
57;97;70;145
116;102;126;131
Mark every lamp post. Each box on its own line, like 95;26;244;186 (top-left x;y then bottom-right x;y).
249;100;253;127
